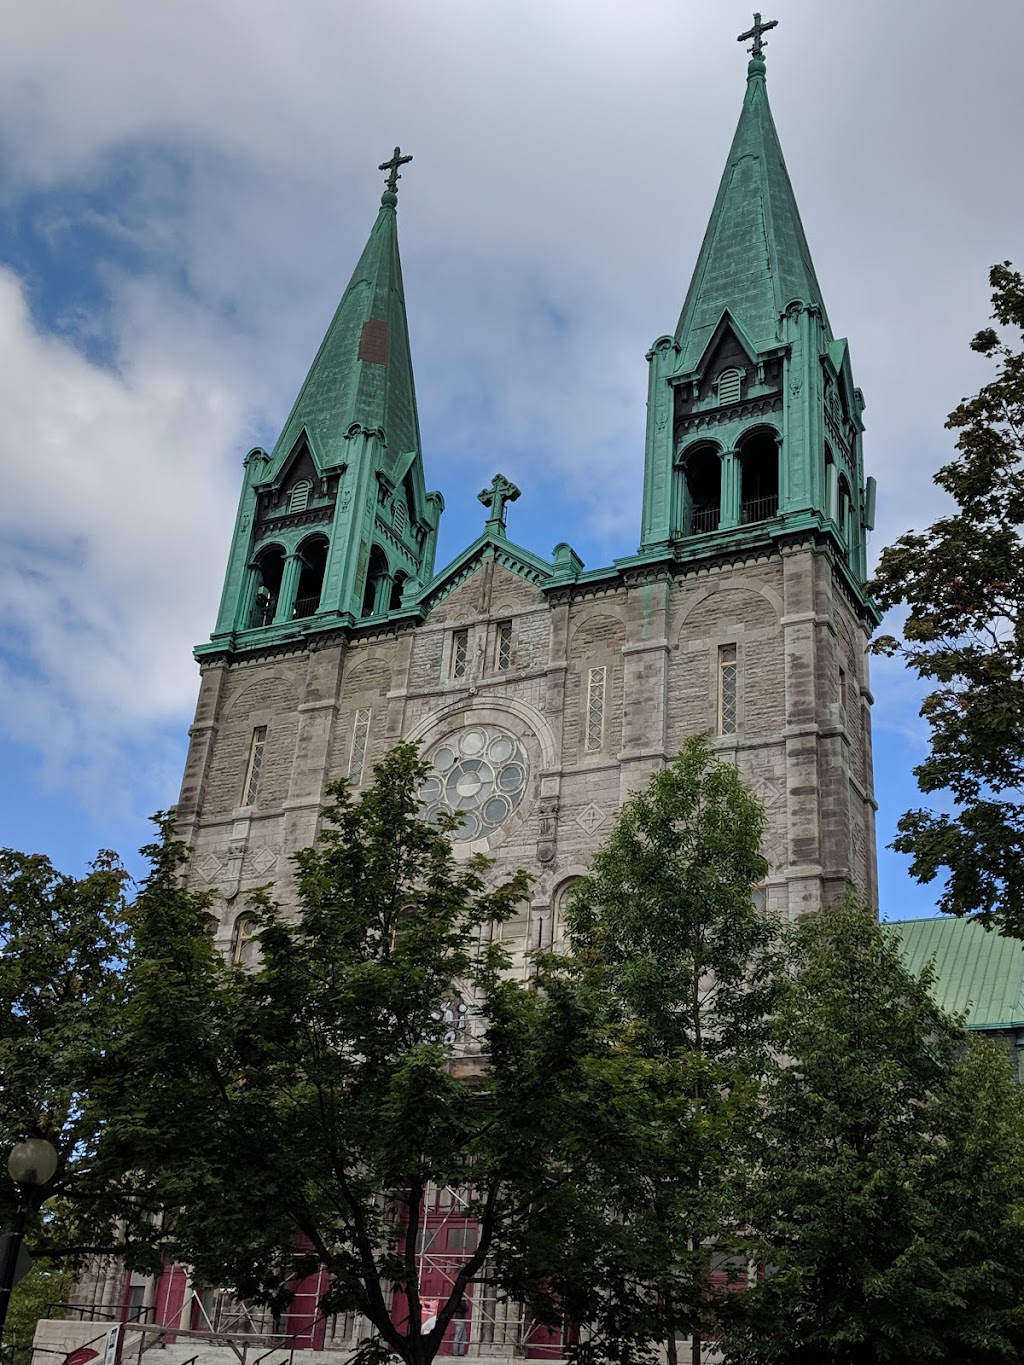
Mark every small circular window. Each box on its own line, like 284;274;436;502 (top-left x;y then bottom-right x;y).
420;726;529;842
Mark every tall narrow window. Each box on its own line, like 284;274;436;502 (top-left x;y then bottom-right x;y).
231;913;257;966
839;666;848;713
586;666;606;751
683;443;721;534
452;629;468;680
292;534;328;619
242;726;267;806
739;430;779;524
349;708;372;785
718;645;738;736
837;476;852;541
496;621;512;671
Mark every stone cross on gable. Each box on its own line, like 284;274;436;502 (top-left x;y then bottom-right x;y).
478;473;521;537
738;12;778;60
378;146;413;194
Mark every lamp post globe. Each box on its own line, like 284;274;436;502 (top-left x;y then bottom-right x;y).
7;1141;58;1191
0;1138;59;1347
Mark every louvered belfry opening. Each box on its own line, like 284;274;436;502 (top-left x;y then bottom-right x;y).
738;430;779;524
293;535;329;619
683;443;721;534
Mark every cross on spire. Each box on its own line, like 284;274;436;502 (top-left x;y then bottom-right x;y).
478;473;521;537
378;146;413;195
738;12;778;61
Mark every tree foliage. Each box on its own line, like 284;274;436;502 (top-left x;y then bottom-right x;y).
719;897;1024;1365
0;848;140;1261
871;263;1024;932
4;1262;72;1365
103;743;617;1365
543;736;778;1365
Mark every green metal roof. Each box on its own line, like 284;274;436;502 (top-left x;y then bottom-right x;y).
886;917;1024;1031
270;187;421;479
674;56;830;374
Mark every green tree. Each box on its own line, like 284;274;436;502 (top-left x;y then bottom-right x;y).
871;263;1024;933
104;742;619;1365
0;848;145;1262
543;736;777;1365
719;898;1024;1365
4;1262;72;1365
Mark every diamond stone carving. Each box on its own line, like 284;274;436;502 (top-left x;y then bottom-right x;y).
248;847;277;876
576;803;606;834
196;853;223;882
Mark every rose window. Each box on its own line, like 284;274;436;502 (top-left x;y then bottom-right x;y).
420;726;529;841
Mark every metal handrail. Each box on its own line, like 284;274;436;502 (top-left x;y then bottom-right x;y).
739;493;779;524
688;504;720;534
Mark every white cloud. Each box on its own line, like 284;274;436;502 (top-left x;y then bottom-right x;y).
0;267;246;809
0;0;1020;858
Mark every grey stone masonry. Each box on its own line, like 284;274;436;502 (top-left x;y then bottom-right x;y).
174;538;876;968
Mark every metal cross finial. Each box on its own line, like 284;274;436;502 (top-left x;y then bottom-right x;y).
738;12;778;60
378;146;413;194
478;473;521;537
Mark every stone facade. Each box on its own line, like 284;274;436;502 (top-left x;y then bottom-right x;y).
180;539;876;979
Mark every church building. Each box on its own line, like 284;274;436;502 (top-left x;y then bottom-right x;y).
44;18;879;1365
177;24;878;971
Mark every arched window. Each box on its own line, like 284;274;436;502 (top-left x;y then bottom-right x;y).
249;545;285;627
717;368;743;406
738;430;779;524
552;878;583;953
288;479;312;514
231;913;258;966
392;498;408;535
837;475;852;543
824;445;838;521
389;571;408;612
682;443;721;534
362;546;390;618
292;535;328;619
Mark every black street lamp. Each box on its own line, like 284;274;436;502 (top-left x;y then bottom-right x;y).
0;1140;59;1348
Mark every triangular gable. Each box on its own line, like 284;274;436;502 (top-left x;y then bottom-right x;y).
390;447;430;528
256;428;329;491
826;339;865;433
408;530;554;617
686;309;763;382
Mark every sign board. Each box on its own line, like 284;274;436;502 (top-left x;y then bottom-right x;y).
102;1325;119;1365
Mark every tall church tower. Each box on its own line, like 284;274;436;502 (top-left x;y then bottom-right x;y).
175;24;878;977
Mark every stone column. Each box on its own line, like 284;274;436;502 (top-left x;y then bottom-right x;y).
273;550;303;624
373;571;394;616
719;448;740;528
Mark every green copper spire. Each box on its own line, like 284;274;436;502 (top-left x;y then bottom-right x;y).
201;150;445;651
673;14;829;375
270;146;421;479
639;19;874;596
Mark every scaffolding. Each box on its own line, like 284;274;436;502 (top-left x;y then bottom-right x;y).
412;1183;564;1359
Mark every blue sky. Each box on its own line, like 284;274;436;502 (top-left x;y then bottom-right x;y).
0;0;1019;917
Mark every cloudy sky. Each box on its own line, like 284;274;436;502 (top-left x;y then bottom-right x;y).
0;0;1018;916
